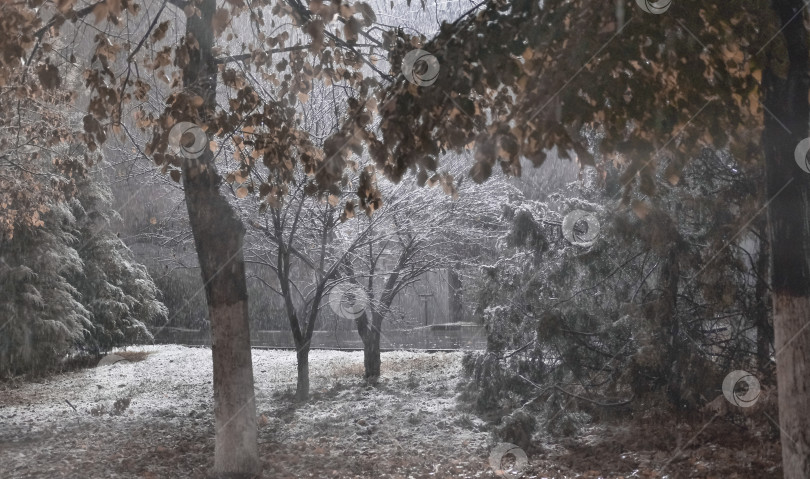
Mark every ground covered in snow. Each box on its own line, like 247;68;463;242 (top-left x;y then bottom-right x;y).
0;346;783;478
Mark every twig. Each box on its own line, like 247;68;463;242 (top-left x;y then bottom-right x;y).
552;385;634;408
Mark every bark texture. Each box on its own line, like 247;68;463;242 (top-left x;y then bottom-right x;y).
773;296;810;477
358;311;383;382
763;1;810;477
448;264;463;323
755;233;773;373
659;245;682;407
182;0;259;474
356;255;404;381
296;346;310;402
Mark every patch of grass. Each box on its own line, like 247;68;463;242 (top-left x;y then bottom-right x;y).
321;380;349;400
59;354;99;373
115;351;152;362
454;414;475;429
329;362;365;378
274;387;296;402
383;355;444;374
112;397;132;415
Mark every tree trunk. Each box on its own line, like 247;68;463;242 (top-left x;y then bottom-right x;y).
773;296;810;476
448;264;463;323
181;1;259;475
363;313;382;382
754;231;772;373
295;345;310;402
763;2;810;476
363;334;381;381
659;245;682;408
356;310;383;383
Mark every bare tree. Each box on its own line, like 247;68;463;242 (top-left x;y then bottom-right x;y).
245;172;378;401
339;155;517;380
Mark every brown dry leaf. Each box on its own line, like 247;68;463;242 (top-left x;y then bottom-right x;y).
36;64;60;90
305;20;325;53
56;0;77;13
92;2;108;24
631;200;651;219
236;186;249;198
343;17;360;43
356;2;377;26
212;8;230;37
339;3;355;18
151;21;170;43
341;201;355;221
667;173;680;186
106;0;122;17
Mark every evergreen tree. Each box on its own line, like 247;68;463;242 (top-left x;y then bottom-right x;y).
465;153;768;430
1;144;167;375
0;200;92;376
69;172;166;356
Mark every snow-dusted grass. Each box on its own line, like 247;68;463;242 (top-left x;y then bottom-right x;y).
0;346;782;478
0;345;493;478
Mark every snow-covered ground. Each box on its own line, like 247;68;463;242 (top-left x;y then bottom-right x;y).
0;345;495;478
0;345;785;478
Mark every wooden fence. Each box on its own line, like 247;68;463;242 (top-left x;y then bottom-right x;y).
152;322;487;350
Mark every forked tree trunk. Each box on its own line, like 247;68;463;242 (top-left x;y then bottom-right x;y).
763;2;810;476
354;250;409;381
182;1;259;475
